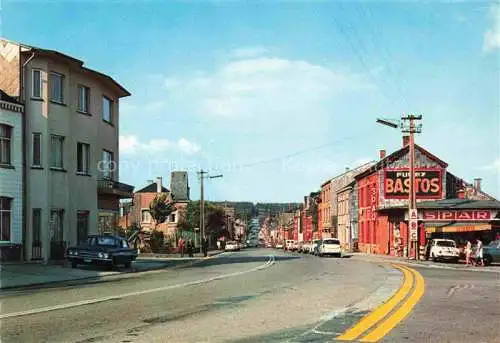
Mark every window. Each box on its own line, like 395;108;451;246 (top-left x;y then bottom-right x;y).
77;211;89;244
170;213;176;223
50;135;64;169
50;72;64;103
102;96;113;123
141;210;152;223
0;197;11;241
77;142;90;174
77;85;90;113
32;209;42;258
0;125;12;165
96;236;118;246
50;209;64;242
101;150;114;179
32;133;42;167
32;69;42;99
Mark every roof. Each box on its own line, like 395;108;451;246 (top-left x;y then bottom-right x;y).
136;183;169;194
321;161;376;187
0;89;20;104
337;180;356;194
355;144;448;180
17;41;131;98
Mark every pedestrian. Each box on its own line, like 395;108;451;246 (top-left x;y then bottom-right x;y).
464;240;472;266
187;239;194;258
178;237;185;257
475;239;484;267
202;236;208;257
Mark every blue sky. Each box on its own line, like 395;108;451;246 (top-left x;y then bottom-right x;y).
3;1;499;202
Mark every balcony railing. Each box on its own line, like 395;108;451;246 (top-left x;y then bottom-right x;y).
97;179;134;198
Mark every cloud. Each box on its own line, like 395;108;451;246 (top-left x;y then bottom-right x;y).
120;135;201;155
167;57;373;122
480;158;500;171
483;3;500;52
120;101;137;115
230;46;270;59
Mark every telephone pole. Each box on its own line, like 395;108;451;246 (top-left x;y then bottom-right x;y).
377;114;422;260
197;169;223;253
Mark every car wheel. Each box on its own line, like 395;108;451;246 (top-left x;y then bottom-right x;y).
432;254;437;262
71;261;78;268
484;255;493;266
124;259;132;268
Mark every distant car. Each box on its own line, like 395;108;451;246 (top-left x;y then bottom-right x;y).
483;240;500;265
318;238;342;257
275;243;284;249
225;241;240;251
426;239;459;263
285;240;294;251
312;239;321;255
266;242;272;248
66;234;137;269
302;241;312;254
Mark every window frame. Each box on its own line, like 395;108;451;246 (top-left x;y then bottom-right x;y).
77;85;90;114
141;209;152;223
100;149;114;180
32;132;42;167
0;124;12;166
76;142;91;175
50;134;65;169
77;211;89;244
102;96;113;124
50;209;64;242
32;69;43;99
0;197;12;242
49;72;65;104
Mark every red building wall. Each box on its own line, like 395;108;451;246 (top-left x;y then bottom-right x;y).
358;173;380;253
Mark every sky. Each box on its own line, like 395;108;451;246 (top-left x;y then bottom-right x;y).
2;0;499;202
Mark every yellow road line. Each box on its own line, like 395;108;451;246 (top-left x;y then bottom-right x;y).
360;265;425;342
336;264;414;341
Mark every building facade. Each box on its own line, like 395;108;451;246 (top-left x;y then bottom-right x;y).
355;138;499;257
0;39;133;261
0;91;24;260
318;179;332;237
337;182;354;250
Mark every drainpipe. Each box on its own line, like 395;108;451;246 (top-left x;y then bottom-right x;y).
20;51;35;261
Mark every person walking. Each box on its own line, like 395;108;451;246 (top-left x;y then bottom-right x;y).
464;240;472;266
475;238;484;267
187;239;194;258
202;236;208;257
178;237;185;257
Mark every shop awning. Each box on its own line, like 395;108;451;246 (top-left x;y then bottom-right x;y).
425;222;492;233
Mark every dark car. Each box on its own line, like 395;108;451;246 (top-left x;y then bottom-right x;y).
66;234;138;269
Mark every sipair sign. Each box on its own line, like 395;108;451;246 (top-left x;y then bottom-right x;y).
423;210;492;221
384;169;442;199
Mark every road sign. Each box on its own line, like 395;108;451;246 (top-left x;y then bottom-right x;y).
410;219;418;241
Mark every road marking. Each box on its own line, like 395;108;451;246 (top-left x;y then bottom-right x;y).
359;265;425;342
336;264;413;341
0;255;274;320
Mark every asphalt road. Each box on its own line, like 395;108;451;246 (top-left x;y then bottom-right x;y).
1;249;497;343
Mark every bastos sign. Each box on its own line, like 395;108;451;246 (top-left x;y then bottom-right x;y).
384;168;442;199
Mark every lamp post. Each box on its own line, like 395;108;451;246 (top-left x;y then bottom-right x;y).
376;115;422;260
197;169;223;253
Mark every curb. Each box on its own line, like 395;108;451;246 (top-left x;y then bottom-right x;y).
0;251;226;292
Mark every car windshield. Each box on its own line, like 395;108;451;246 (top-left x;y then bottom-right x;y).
323;239;340;245
95;237;118;246
487;240;500;247
436;241;456;247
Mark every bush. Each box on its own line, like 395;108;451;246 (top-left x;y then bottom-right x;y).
150;230;166;253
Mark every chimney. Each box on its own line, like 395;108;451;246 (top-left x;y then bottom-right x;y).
379;149;386;160
156;177;163;193
345;167;350;172
403;135;410;147
457;189;466;199
474;178;482;192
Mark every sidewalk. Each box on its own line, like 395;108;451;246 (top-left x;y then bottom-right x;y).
0;250;224;290
350;252;500;273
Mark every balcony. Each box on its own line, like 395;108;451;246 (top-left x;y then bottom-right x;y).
97;179;134;198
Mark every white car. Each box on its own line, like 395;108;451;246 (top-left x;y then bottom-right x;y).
275;243;284;249
285;240;295;251
427;239;459;262
225;241;240;252
318;238;342;257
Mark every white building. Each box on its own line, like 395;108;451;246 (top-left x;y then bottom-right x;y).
0;90;24;260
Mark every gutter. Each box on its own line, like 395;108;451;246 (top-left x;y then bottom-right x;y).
20;51;35;261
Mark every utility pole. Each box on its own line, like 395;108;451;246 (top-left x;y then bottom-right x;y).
377;114;422;260
197;169;223;253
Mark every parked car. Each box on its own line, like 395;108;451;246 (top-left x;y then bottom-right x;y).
426;239;459;263
275;242;284;249
66;234;137;269
483;239;500;265
225;241;240;251
303;241;312;253
312;239;321;255
318;238;342;257
292;241;299;252
285;240;295;251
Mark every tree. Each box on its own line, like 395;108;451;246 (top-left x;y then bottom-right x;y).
149;193;176;230
308;191;320;232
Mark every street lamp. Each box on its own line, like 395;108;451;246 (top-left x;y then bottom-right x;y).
376;115;422;260
197;169;223;253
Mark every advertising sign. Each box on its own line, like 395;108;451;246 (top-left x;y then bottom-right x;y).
409;219;418;241
384;169;442;199
423;210;492;221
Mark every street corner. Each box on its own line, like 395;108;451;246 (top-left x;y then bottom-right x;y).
333;264;425;342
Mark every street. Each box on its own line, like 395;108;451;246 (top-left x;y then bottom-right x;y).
1;249;498;343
